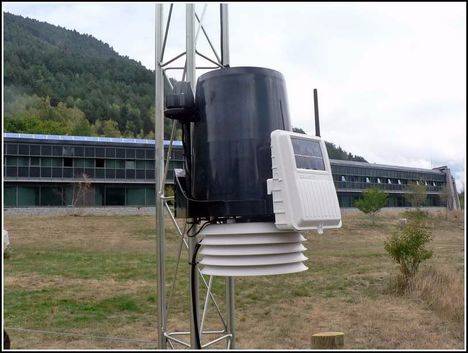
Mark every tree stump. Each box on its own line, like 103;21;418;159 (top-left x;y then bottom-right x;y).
311;332;344;349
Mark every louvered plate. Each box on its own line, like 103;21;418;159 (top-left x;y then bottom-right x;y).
201;232;306;245
200;242;306;256
201;222;291;236
201;262;308;277
200;252;308;267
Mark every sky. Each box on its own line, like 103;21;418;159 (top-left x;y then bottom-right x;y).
3;2;466;189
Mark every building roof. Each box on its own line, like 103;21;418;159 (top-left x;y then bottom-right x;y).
329;158;444;174
3;132;183;147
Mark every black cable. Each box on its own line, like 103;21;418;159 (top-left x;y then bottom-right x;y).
190;241;202;349
186;219;216;238
187;218;218;349
185;222;197;237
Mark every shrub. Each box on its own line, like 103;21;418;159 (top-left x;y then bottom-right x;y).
401;209;428;223
405;181;427;208
384;220;433;285
354;187;387;225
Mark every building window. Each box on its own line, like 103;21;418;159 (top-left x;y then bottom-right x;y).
41;145;52;156
106;148;116;158
95;159;105;168
63;146;74;156
126;148;136;159
6;157;17;166
136;149;145;159
85;147;95;157
146;160;154;169
6;143;18;154
96;147;105;157
116;160;125;169
17;186;39;206
30;167;40;177
146;187;155;205
53;146;62;156
106;159;116;169
126;188;146;206
40;186;64;206
41;158;52;167
64;158;73;167
145;148;154;159
74;146;84;157
18;144;29;155
4;186;17;207
30;145;41;155
18;157;29;167
105;187;126;206
125;160;136;169
136;160;146;170
30;157;40;166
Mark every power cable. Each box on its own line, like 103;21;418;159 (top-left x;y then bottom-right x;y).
190;241;203;349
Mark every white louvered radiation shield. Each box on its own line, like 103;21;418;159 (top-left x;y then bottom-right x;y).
199;222;308;276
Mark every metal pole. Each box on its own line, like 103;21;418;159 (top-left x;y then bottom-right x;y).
186;4;196;92
186;4;200;350
155;3;167;349
220;3;230;66
221;5;235;349
226;277;235;348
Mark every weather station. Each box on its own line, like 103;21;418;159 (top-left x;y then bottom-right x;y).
154;3;341;349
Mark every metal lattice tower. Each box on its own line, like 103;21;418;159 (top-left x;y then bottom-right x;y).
154;3;235;349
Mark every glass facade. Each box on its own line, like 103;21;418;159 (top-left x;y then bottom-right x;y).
3;136;180;207
4;141;182;182
331;162;446;207
3;135;448;208
3;184;157;208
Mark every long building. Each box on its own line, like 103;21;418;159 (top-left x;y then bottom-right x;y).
2;133;460;209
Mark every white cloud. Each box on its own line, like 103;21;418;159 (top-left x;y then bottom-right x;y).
3;2;466;189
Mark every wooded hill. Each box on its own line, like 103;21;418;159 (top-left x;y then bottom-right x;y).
3;12;367;162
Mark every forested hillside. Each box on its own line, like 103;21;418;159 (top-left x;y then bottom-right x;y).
292;128;367;162
4;12;156;138
3;12;367;162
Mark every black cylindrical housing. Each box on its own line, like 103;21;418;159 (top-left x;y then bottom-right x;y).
190;67;291;219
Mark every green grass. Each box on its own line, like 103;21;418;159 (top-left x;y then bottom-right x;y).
5;250;157;280
3;211;465;349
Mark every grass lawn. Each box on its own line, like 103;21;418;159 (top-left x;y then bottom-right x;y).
3;209;465;349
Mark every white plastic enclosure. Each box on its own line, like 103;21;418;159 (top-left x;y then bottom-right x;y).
199;222;308;277
267;130;342;233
